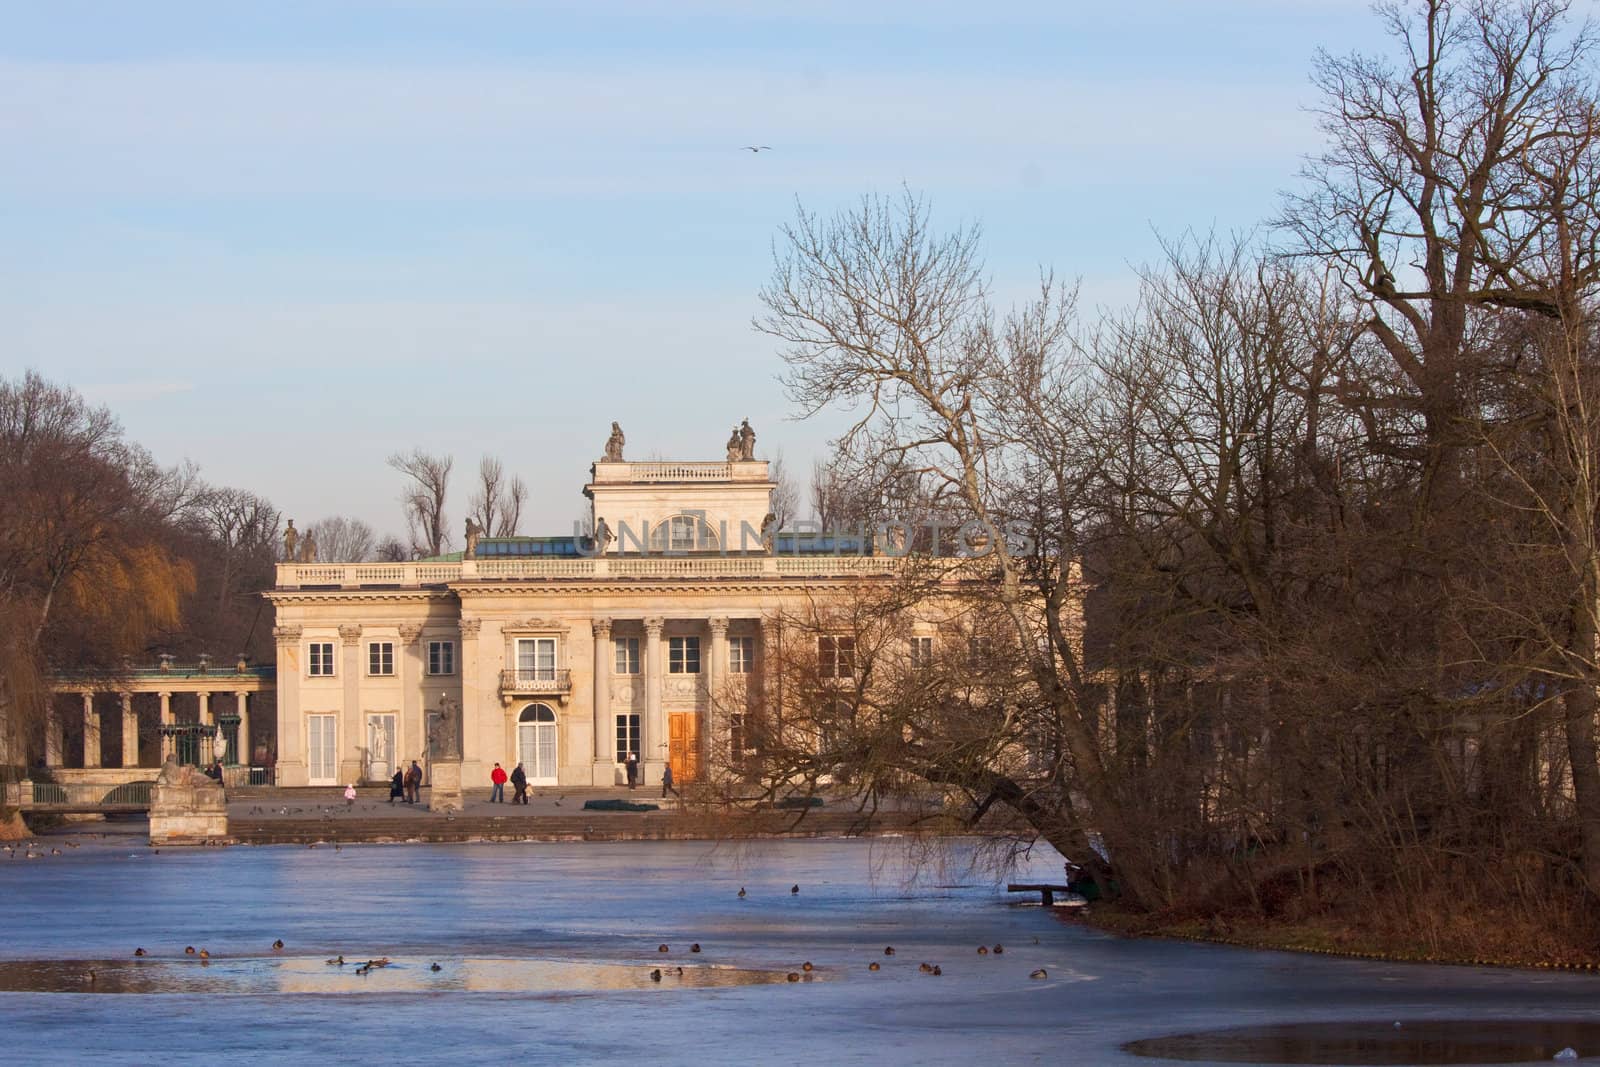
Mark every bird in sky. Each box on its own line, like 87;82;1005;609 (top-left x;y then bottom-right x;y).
742;145;771;153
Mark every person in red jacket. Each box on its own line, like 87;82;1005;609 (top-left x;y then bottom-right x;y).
489;762;508;803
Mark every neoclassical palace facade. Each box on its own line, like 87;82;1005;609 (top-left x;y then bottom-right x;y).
267;448;914;790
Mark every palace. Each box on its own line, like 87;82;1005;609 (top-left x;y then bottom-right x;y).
265;432;919;790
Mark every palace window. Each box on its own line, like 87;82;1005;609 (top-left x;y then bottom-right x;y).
730;712;747;756
669;636;700;674
427;640;455;676
516;637;558;680
368;641;395;676
615;713;641;764
910;636;934;670
614;637;640;675
308;642;335;677
729;636;754;674
818;636;855;678
669;515;698;552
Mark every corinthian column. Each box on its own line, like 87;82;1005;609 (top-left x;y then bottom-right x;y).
707;618;728;780
644;617;665;780
81;692;100;769
121;692;137;768
592;618;613;777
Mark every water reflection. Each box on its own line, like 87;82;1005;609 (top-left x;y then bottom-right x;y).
0;956;809;996
1124;1020;1600;1064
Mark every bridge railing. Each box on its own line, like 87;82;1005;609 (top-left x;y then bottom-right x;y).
16;779;157;811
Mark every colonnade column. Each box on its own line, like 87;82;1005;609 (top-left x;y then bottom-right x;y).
707;618;728;778
591;618;612;774
120;692;137;768
158;691;174;762
81;691;100;769
644;617;665;779
44;707;62;768
234;691;250;765
197;691;212;763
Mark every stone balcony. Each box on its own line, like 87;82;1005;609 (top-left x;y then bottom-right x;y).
499;668;573;705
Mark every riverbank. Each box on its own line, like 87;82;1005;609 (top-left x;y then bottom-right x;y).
1084;897;1600;973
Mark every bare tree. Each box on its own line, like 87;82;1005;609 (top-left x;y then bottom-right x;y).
388;449;453;558
191;487;280;611
768;449;799;529
306;515;376;563
374;535;409;562
468;455;528;538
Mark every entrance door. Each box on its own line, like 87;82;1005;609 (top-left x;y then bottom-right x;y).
366;713;396;783
517;704;558;785
668;712;700;783
308;714;337;785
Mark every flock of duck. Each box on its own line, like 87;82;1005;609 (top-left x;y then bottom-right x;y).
3;839;75;860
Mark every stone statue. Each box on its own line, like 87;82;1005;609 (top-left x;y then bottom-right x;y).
594;517;614;554
738;418;756;461
725;426;743;462
465;517;483;559
760;511;778;554
604;421;626;462
156;755;207;790
428;695;462;760
299;528;318;563
283;520;299;562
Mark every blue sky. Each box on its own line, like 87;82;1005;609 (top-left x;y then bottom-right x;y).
2;0;1374;540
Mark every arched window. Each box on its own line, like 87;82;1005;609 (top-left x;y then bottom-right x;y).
517;703;558;783
518;704;556;724
647;514;721;553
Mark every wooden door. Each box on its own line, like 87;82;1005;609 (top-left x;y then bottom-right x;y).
668;712;700;783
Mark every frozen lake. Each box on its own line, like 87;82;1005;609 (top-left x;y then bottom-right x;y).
3;828;1600;1065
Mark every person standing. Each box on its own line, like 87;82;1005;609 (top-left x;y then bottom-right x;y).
625;751;639;789
489;762;507;803
389;769;405;804
661;762;677;799
343;783;357;809
404;761;422;804
510;762;528;805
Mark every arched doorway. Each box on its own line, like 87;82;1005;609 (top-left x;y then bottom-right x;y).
518;704;558;786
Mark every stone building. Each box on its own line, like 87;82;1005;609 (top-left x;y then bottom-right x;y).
266;438;926;789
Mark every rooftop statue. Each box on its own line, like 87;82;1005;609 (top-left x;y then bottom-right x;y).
725;426;742;462
604;422;625;462
594;517;614;554
464;517;483;559
738;418;756;461
282;520;298;563
299;528;318;564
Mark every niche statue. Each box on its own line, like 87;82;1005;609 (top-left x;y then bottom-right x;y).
428;695;463;761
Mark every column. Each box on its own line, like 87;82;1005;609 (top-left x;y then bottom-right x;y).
44;706;62;768
158;691;174;762
197;690;211;764
120;692;137;768
234;691;250;765
707;618;728;776
81;692;100;769
398;623;423;768
459;617;482;781
592;618;613;773
272;624;304;784
338;624;363;784
644;617;665;779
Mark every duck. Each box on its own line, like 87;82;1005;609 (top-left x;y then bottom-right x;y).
326;956;345;966
993;945;1004;955
355;964;371;976
977;946;989;955
650;969;662;982
430;963;442;972
1030;968;1048;980
690;943;701;953
868;962;880;972
674;966;684;976
184;946;196;956
198;949;210;960
85;970;96;984
272;939;284;951
50;848;61;855
884;947;895;956
737;887;746;899
790;884;800;895
133;948;146;957
919;962;932;973
801;961;813;972
931;965;942;975
786;972;801;982
658;944;669;953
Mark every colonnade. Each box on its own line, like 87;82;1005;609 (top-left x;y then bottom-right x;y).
49;688;257;770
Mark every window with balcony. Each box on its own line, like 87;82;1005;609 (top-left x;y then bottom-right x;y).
308;642;335;677
729;636;754;674
818;636;855;678
516;637;558;680
428;640;455;676
910;636;934;670
669;636;700;674
368;641;395;676
614;637;640;675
